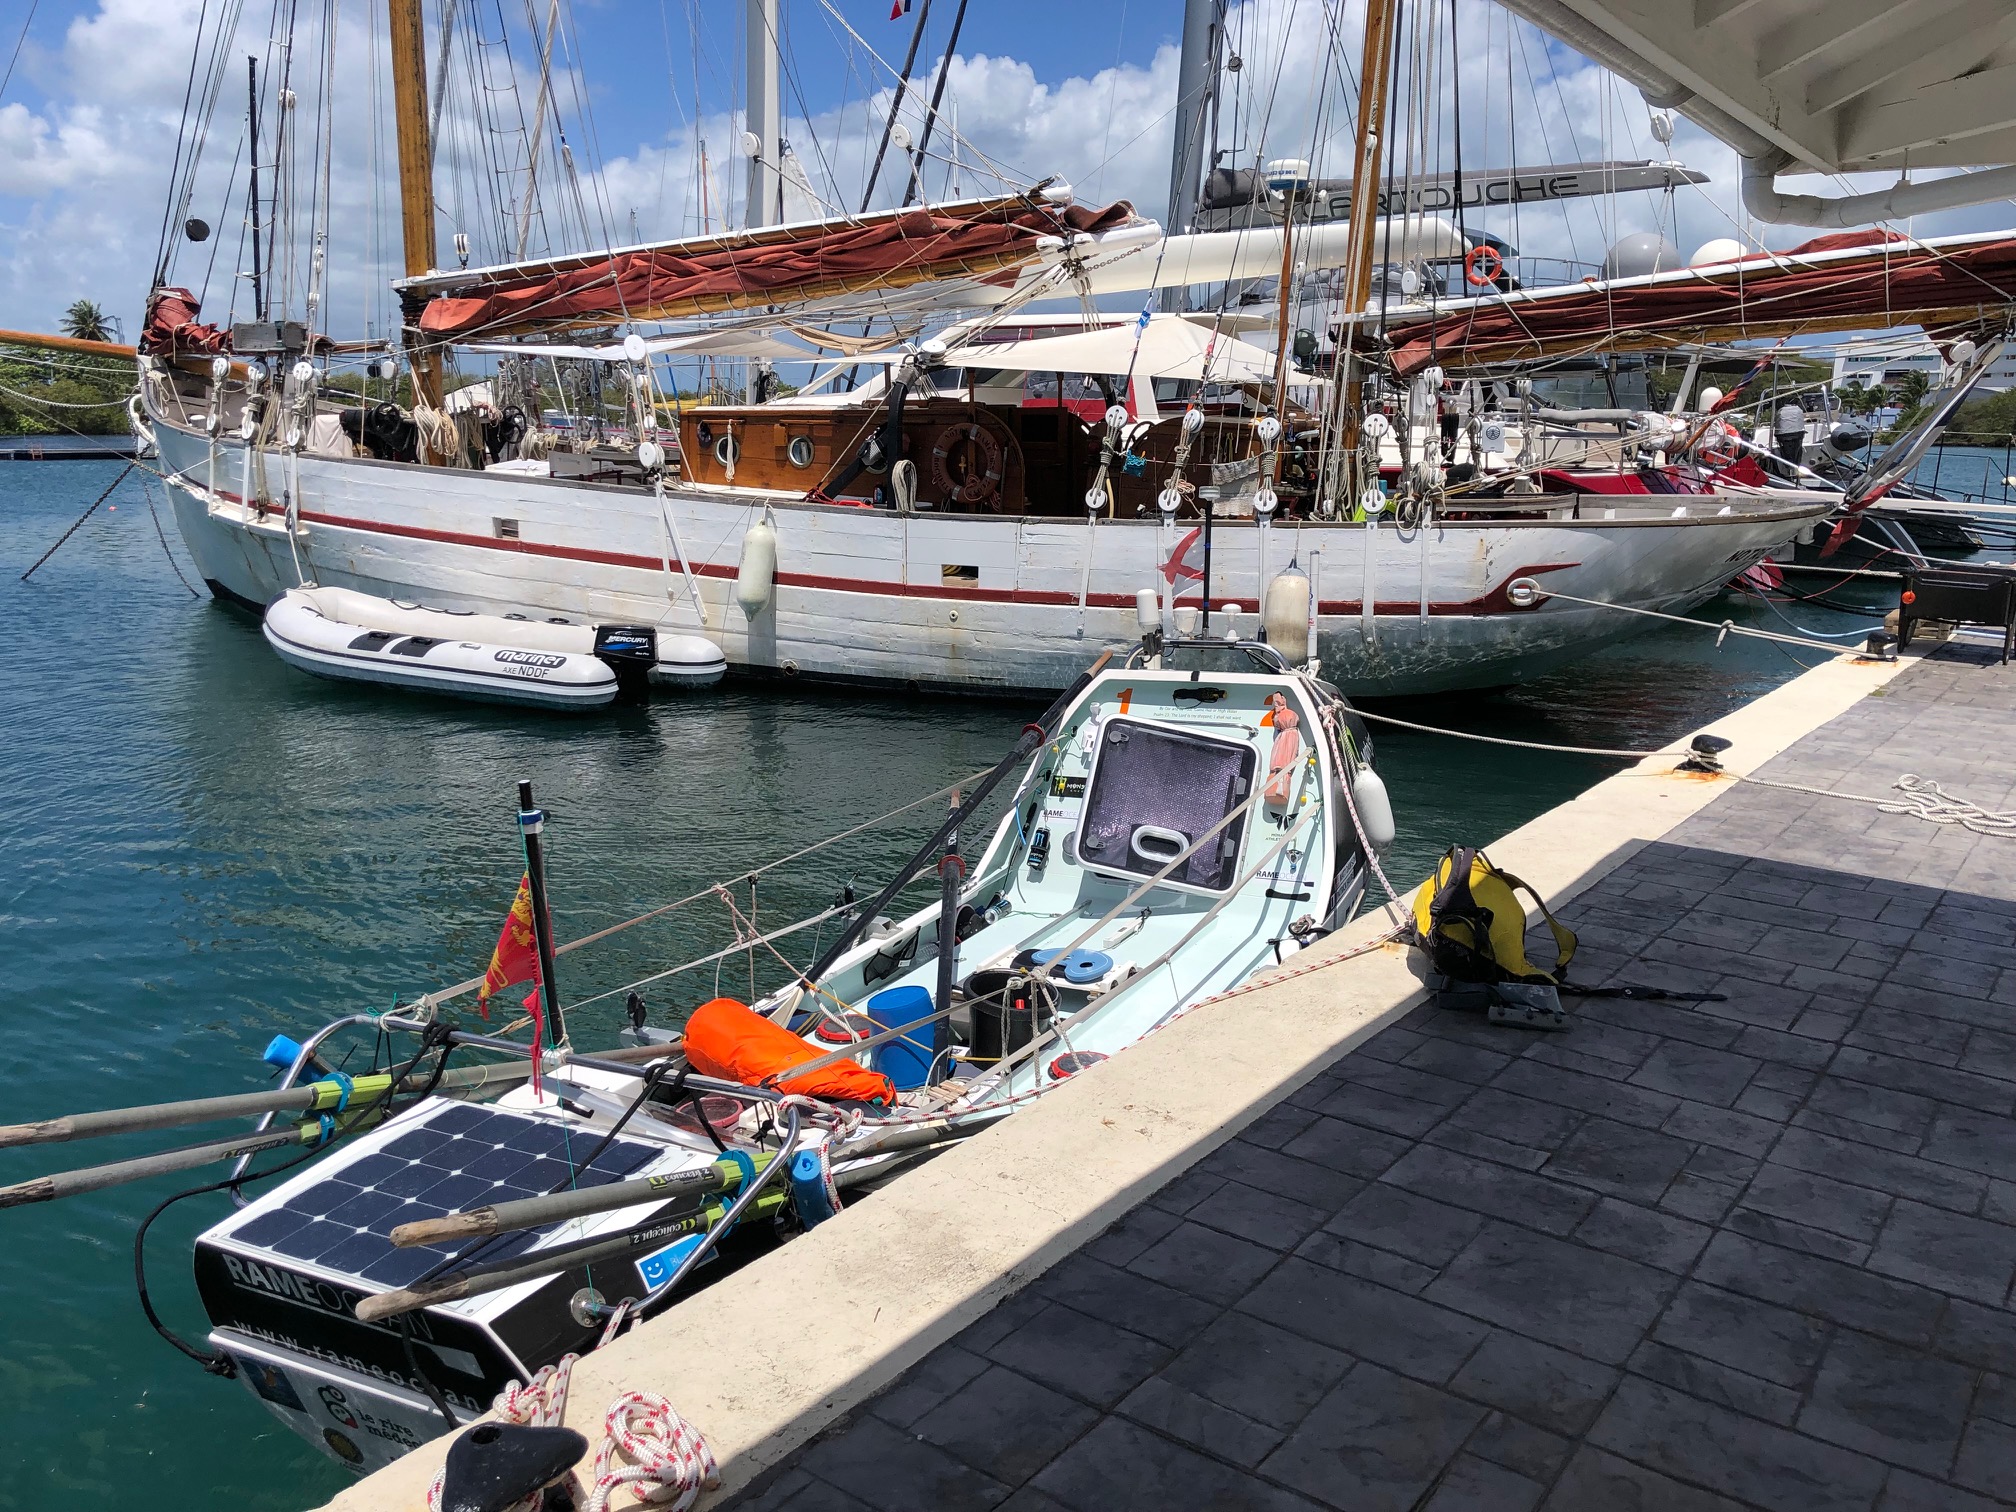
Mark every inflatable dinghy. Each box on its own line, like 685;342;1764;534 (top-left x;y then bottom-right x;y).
262;587;725;710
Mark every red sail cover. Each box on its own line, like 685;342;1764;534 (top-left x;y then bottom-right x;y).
139;287;231;355
416;199;1136;341
1389;232;2016;375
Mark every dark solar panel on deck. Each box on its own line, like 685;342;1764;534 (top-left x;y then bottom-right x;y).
221;1104;663;1287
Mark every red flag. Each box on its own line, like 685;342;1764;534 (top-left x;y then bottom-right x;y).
890;0;911;17
479;874;541;1021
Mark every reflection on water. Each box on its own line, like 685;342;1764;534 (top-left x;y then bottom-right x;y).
0;460;1886;1509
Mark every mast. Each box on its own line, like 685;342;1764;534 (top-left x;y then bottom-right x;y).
247;57;264;323
1330;0;1398;505
1160;0;1219;311
388;0;442;406
744;0;782;229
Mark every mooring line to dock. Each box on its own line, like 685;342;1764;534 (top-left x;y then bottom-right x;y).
1533;586;1878;656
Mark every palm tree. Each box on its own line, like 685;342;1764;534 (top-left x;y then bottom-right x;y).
60;299;112;343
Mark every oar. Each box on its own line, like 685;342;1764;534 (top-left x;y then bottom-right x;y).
798;649;1113;985
387;1150;777;1248
0;1109;386;1209
390;1107;1009;1253
356;1188;791;1322
0;1039;683;1150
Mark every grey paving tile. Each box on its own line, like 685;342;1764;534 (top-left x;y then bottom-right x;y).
1113;1375;1283;1469
1448;1329;1620;1436
1029;1415;1325;1512
1725;1206;1874;1265
1874;1469;2010;1512
1123;1218;1281;1305
1158;1311;1354;1430
1573;1196;1711;1273
1588;1376;1888;1512
1921;1107;2016;1180
1210;1137;1366;1214
1081;1205;1180;1270
1401;1037;1518;1085
1800;1076;1943;1142
1867;1199;2016;1305
1658;1171;1745;1224
1492;1059;1680;1131
765;1476;881;1512
870;1345;993;1429
1031;1254;1222;1350
1739;1164;1894;1243
1260;1363;1487;1512
1693;1233;1948;1347
1464;1413;1574;1483
1425;1221;1676;1365
1379;1145;1599;1237
1626;1338;1804;1426
980;1302;1172;1410
911;1365;1101;1486
1541;1446;1750;1512
1831;1046;2016;1117
1239;1259;1491;1384
1418;1454;1546;1512
1279;1113;1416;1178
1311;1187;1493;1285
1798;1330;1976;1477
797;1415;1012;1512
1181;1180;1332;1254
1772;1127;1987;1213
1542;1118;1694;1204
1435;1088;1588;1154
1293;1230;1440;1292
1431;1124;1559;1172
1954;1412;2016;1503
1241;1101;1320;1151
1661;1099;1783;1156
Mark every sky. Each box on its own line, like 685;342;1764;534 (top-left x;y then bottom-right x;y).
1;0;2011;341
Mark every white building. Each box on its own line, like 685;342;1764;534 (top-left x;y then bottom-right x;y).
1831;336;2016;395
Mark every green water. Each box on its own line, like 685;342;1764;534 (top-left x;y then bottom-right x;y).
0;460;1876;1509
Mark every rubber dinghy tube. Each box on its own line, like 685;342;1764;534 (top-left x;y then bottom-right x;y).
800;649;1115;985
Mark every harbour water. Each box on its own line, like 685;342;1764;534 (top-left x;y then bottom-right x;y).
0;458;1887;1509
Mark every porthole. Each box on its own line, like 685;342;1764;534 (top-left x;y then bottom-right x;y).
787;435;815;469
714;433;741;467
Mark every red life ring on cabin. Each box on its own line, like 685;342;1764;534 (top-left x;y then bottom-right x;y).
1695;420;1741;469
1464;245;1504;287
929;422;1006;509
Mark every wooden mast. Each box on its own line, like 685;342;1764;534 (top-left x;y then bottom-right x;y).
387;0;442;406
1331;0;1397;505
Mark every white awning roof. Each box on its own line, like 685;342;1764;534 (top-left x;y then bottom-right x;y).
942;314;1314;384
1498;0;2016;175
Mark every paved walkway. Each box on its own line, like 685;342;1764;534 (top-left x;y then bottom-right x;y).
726;642;2016;1512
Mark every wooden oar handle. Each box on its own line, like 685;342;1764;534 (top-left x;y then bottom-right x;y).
390;1210;497;1248
0;1121;69;1151
355;1282;457;1323
0;1177;55;1209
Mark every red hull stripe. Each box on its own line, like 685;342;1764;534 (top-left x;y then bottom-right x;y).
240;498;1578;618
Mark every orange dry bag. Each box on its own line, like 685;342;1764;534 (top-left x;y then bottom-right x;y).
682;997;896;1105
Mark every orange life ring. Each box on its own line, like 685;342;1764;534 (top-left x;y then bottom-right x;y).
929;422;1005;508
1464;245;1503;287
1696;420;1741;469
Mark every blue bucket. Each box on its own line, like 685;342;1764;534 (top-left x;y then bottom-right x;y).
865;984;936;1090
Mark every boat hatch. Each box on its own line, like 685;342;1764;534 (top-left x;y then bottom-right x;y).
1076;717;1256;895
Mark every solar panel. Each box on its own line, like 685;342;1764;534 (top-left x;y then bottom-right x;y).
221;1103;665;1290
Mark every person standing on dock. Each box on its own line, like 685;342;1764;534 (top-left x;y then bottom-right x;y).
1773;398;1807;467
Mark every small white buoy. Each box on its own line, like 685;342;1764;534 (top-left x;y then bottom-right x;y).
1351;764;1397;851
735;516;777;617
1690;237;1746;267
1263;568;1312;664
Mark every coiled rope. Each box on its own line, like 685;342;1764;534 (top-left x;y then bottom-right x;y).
425;1355;717;1512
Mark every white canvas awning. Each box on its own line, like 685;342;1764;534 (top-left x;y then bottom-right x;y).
943;315;1314;385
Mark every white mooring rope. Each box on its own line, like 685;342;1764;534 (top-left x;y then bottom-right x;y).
424;1354;717;1512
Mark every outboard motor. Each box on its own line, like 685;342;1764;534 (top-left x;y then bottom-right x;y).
592;625;659;699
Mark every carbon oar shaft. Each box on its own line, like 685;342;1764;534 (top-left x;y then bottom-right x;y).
388;1151;774;1248
0;1038;683;1150
357;1189;790;1321
0;1109;382;1209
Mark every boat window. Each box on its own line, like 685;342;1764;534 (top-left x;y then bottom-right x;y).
787;436;814;468
714;433;740;467
1078;718;1256;893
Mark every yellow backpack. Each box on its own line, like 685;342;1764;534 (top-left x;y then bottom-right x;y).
1410;847;1577;986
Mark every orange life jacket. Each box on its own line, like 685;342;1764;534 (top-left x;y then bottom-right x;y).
682;996;896;1105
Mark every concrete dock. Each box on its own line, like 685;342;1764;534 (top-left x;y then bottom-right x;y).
324;637;2016;1512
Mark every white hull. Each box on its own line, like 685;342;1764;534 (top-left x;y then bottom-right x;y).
153;419;1828;697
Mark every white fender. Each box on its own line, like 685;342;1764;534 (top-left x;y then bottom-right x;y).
1263;568;1312;664
735;517;778;616
1351;764;1397;852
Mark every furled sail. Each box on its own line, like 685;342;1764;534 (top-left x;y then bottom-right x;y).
1379;229;2016;374
398;193;1139;342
